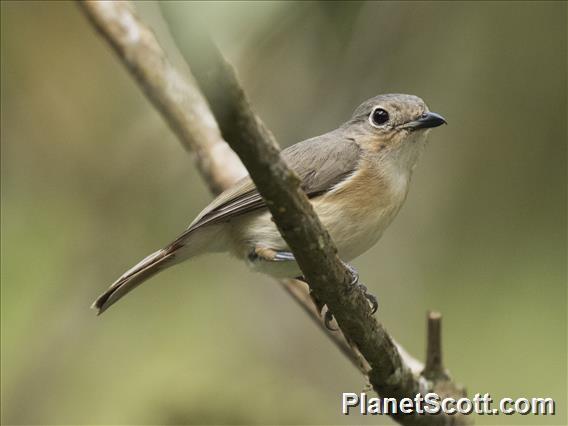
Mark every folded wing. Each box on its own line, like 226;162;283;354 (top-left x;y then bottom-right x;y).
185;130;361;234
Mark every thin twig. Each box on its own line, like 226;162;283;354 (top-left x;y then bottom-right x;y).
423;311;448;381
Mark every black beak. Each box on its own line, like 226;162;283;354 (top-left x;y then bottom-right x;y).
406;111;447;130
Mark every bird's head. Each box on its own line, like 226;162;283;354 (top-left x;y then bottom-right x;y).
345;94;446;172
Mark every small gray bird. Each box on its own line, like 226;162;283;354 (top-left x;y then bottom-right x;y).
93;94;446;314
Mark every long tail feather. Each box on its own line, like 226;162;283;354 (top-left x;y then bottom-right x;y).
92;248;177;315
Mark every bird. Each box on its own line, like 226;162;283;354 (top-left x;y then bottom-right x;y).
92;94;446;315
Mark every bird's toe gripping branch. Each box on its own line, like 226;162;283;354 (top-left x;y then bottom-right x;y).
250;246;378;330
341;262;379;315
302;262;379;331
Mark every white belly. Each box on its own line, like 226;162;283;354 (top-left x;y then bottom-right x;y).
226;162;410;277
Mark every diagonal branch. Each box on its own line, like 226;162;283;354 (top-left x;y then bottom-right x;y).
79;0;245;194
159;15;460;424
77;0;369;380
79;1;470;424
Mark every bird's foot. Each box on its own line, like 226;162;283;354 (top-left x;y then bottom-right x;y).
249;246;295;262
342;262;378;314
358;283;379;315
342;261;360;287
306;290;337;330
324;308;337;331
298;263;378;330
273;251;296;262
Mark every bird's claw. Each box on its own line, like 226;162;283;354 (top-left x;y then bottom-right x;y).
342;263;378;314
361;284;379;314
324;309;337;331
342;261;360;287
301;262;378;331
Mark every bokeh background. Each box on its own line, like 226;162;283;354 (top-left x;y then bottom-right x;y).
1;1;566;425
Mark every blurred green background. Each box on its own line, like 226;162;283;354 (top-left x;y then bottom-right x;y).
1;1;566;425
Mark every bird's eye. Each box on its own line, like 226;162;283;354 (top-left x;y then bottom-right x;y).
370;108;389;127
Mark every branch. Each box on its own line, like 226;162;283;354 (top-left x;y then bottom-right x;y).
79;2;470;424
78;0;245;194
78;0;367;379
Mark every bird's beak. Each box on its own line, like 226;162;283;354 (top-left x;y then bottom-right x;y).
405;112;447;130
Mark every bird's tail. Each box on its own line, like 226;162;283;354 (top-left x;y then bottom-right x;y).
92;247;179;315
93;224;225;315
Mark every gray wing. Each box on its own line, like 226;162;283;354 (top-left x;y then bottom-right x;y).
187;130;361;233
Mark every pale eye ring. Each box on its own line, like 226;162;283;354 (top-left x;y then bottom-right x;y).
369;107;390;127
